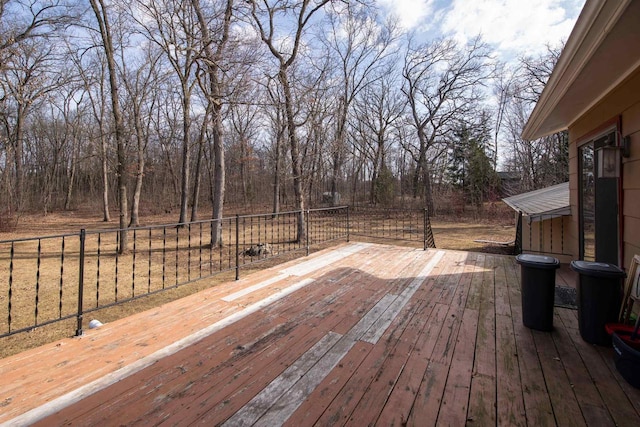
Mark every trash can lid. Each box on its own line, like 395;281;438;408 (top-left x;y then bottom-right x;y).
515;254;560;269
570;260;626;278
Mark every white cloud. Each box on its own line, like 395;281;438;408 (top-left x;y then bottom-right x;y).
440;0;584;57
377;0;435;30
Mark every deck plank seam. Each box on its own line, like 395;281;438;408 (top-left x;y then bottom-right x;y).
3;277;319;426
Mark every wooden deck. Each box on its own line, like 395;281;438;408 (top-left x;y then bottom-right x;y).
1;242;639;426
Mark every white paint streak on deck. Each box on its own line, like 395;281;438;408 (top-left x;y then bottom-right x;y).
224;250;446;426
361;250;445;344
223;244;369;303
225;291;400;426
222;273;288;302
221;332;344;427
280;243;369;277
6;277;316;427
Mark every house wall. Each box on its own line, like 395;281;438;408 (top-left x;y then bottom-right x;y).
568;66;640;270
522;215;573;263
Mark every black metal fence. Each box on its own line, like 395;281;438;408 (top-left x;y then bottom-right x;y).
0;206;433;339
349;207;436;249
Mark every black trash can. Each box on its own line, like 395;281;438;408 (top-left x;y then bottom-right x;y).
570;260;626;346
516;254;560;331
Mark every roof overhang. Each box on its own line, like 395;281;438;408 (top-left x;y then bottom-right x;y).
503;182;570;222
522;0;640;140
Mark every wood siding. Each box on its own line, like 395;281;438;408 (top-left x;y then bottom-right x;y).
522;216;573;262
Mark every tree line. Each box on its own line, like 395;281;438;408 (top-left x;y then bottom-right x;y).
1;0;568;244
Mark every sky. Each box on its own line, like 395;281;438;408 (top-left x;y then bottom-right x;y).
376;0;585;61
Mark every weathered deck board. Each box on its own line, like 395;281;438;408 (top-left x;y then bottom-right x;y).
373;301;449;426
505;255;557;427
340;254;455;426
2;242;640;427
558;308;640;426
312;267;447;424
406;252;472;425
467;254;497;426
495;255;527;426
436;253;480;426
551;311;614;426
533;328;587;426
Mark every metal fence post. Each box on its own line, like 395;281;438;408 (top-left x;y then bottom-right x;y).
235;214;240;280
423;209;428;251
306;209;310;256
76;229;86;336
346;206;350;243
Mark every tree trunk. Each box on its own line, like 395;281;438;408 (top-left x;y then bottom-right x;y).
279;70;306;242
330;150;341;206
189;0;231;247
1;145;14;217
211;113;225;246
190;116;207;222
178;84;191;225
272;138;280;218
130;114;146;227
129;162;143;226
13;107;25;211
422;160;435;216
240;138;247;204
119;184;128;250
90;0;128;252
100;133;111;222
64;135;77;211
330;105;346;207
412;160;422;199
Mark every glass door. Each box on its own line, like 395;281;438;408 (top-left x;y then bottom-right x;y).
578;130;620;264
579;143;595;260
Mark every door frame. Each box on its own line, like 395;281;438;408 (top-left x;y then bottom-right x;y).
576;120;623;265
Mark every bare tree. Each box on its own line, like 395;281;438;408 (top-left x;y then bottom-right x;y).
134;0;200;225
120;46;164;227
89;0;129;252
189;0;232;244
491;62;516;170
0;1;79;222
517;44;562;103
352;72;404;204
44;80;86;213
402;36;493;214
264;75;287;217
72;50;112;222
322;2;398;205
248;0;331;242
0;0;77;61
0;37;65;212
501;43;567;190
228;97;261;205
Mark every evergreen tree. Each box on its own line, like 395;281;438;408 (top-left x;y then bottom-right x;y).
373;164;396;205
447;113;499;208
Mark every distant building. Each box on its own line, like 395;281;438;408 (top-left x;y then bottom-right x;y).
496;171;521;197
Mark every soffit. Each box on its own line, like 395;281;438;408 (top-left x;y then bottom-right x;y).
522;0;640;140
